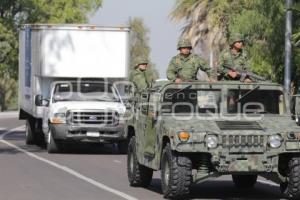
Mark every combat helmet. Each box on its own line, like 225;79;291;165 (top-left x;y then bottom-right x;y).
177;38;192;50
229;33;245;46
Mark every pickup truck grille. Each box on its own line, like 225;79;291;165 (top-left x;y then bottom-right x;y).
222;135;265;148
68;111;119;125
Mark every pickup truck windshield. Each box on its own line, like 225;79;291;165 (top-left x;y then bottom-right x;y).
162;88;221;114
227;89;285;114
53;82;120;102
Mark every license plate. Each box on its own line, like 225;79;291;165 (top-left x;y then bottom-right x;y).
87;132;100;137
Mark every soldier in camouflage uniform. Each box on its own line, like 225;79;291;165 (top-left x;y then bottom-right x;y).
218;33;252;83
129;58;155;94
167;38;211;83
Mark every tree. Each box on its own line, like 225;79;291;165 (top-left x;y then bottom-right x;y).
128;17;159;79
0;0;102;109
170;0;300;84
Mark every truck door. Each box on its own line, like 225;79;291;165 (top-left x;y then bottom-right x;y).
144;92;159;156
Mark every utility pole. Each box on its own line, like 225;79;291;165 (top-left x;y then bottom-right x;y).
284;0;293;97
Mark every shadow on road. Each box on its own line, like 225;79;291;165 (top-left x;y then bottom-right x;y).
147;178;284;200
0;131;125;155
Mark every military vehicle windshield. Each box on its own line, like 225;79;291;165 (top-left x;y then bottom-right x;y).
227;89;285;114
53;82;120;102
162;88;221;114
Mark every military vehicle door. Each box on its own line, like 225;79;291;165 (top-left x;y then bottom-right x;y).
143;92;160;156
136;92;149;148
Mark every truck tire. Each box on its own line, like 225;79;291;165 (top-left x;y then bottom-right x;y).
47;130;60;153
25;120;35;145
232;174;257;189
127;136;153;187
118;140;128;154
281;157;300;200
161;144;192;199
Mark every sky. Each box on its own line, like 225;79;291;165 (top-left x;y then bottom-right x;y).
89;0;182;78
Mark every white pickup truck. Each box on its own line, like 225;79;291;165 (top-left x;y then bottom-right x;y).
19;24;130;153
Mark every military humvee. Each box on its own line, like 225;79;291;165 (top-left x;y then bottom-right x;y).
126;81;300;199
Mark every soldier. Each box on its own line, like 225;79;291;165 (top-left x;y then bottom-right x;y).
129;58;155;94
167;38;211;83
218;33;252;83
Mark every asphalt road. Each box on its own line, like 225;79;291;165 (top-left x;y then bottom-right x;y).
0;113;286;200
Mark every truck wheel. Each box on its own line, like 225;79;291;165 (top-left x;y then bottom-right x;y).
47;130;60;153
281;157;300;200
127;136;153;187
25;120;35;145
232;174;257;189
118;140;128;154
161;144;192;199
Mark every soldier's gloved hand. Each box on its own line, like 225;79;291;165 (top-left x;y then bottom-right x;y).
228;70;238;79
175;78;183;84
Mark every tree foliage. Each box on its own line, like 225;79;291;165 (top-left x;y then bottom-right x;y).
170;0;300;85
128;17;159;79
0;0;102;109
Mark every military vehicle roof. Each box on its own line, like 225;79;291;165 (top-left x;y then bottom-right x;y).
152;80;282;91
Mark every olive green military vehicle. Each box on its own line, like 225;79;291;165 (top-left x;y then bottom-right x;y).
291;94;300;126
126;80;300;199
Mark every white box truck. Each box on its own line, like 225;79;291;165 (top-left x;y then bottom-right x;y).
19;24;130;153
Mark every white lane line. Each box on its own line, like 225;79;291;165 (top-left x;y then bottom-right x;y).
0;127;138;200
114;160;122;163
258;180;279;187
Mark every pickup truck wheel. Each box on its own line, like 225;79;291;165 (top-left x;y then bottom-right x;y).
47;130;60;154
232;174;257;189
25;120;35;145
281;157;300;200
127;136;153;187
118;140;128;154
161;144;192;199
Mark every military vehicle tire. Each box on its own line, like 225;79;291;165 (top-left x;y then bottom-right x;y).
47;130;61;153
161;144;192;199
232;174;257;189
25;120;35;145
118;140;128;154
281;157;300;200
127;136;153;187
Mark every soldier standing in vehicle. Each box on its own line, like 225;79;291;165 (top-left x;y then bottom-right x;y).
129;58;155;94
218;33;252;83
167;38;211;83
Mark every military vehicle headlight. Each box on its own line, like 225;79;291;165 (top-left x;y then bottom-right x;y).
205;135;218;149
268;135;282;148
178;131;190;142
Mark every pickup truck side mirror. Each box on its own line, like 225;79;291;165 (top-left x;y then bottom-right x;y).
35;95;49;106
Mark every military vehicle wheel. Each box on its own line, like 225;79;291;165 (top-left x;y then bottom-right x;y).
25;120;35;145
47;130;60;153
232;174;257;189
118;140;128;154
281;157;300;200
161;144;192;199
127;136;153;187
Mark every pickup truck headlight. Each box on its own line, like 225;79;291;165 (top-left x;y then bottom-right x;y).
51;113;66;124
205;135;218;149
268;135;282;148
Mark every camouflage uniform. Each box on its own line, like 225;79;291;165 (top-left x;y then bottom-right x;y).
129;59;155;93
167;39;210;81
218;33;249;80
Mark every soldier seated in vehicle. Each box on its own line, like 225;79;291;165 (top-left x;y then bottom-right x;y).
218;33;253;83
129;58;155;95
167;38;211;83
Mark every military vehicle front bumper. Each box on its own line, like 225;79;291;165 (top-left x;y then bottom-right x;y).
175;138;300;173
50;123;126;143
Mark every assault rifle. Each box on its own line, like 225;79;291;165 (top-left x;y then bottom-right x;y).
223;65;267;82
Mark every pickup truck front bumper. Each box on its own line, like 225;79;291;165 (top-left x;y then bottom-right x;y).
50;123;126;143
